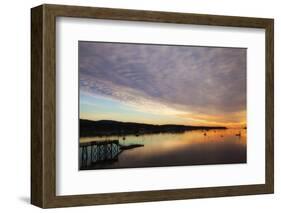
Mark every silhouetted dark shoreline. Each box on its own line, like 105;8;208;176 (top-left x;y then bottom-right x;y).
80;119;227;137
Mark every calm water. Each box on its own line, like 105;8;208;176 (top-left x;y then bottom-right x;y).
79;129;246;170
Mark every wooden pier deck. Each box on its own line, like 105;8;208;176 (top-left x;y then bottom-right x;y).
79;139;144;169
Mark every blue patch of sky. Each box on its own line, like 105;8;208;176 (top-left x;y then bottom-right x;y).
79;93;181;124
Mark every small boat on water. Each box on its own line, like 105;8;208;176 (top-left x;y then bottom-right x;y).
203;132;207;136
235;132;241;137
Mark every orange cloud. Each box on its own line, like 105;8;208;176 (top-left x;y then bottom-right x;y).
177;110;246;128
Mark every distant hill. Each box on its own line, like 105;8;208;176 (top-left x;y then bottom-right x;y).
80;119;226;137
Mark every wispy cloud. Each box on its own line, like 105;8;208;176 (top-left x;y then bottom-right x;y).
79;41;246;126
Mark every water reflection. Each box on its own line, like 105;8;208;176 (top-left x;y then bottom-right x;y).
79;129;246;170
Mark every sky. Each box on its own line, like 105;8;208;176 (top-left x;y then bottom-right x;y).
79;41;246;128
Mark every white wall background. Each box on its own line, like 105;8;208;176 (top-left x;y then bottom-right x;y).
0;0;279;212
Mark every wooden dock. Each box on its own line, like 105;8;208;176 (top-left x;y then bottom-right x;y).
79;140;144;168
80;139;119;147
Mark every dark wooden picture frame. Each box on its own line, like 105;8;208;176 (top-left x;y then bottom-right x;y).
31;4;274;208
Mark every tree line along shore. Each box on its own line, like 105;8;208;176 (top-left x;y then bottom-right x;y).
80;119;227;137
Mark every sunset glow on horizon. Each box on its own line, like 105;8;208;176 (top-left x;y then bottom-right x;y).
79;42;246;128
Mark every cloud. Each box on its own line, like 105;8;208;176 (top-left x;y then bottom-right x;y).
79;41;246;121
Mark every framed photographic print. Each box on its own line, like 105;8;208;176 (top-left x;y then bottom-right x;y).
31;4;274;208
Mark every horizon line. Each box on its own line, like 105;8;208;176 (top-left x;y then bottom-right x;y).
79;118;232;128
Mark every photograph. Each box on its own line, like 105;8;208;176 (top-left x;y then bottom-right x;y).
30;3;274;208
78;41;247;170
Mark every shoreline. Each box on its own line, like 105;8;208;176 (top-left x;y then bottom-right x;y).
80;119;227;137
